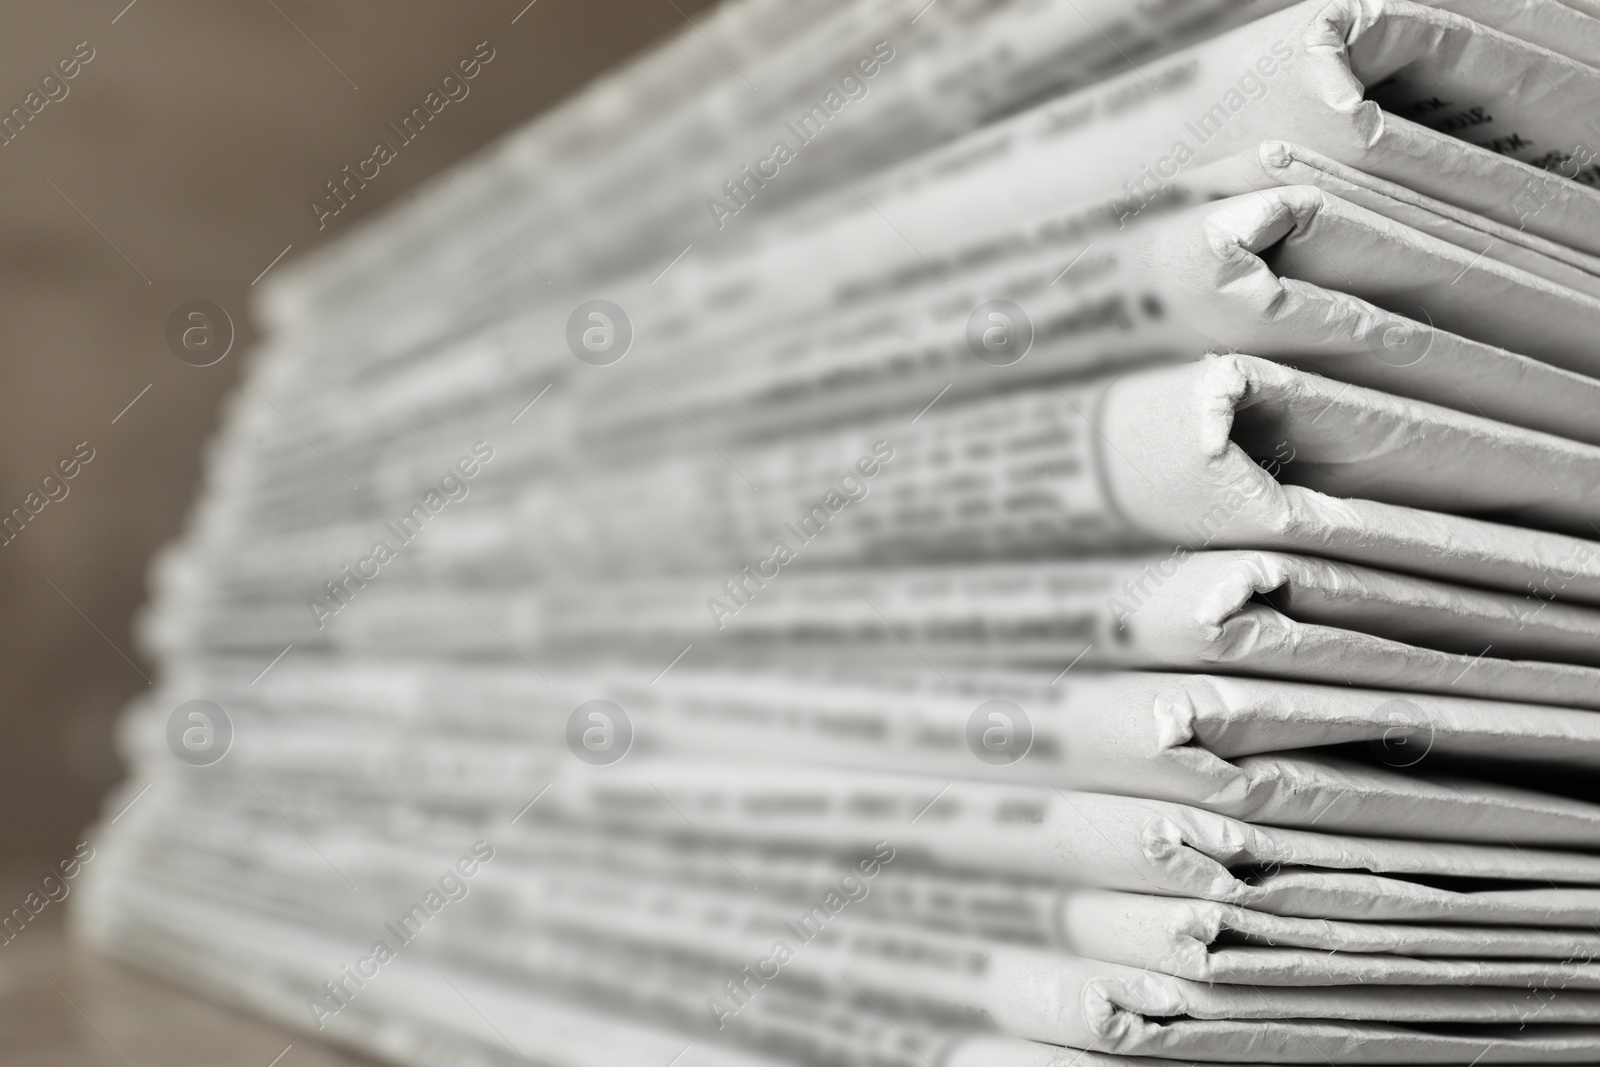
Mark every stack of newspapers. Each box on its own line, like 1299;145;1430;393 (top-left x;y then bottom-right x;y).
76;0;1600;1064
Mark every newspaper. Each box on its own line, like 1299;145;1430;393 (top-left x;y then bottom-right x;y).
205;551;1600;709
1061;888;1600;985
1098;357;1600;598
141;354;1600;664
165;659;1600;776
821;0;1600;258
223;169;1599;529
157;808;1600;1008
100;787;1600;1011
90;822;1600;1062
257;0;1298;342
118;791;1600;995
273;0;1600;346
77;877;789;1067
118;662;1600;846
556;761;1600;924
1147;186;1600;371
233;0;1600;457
1179;144;1600;292
1138;183;1600;444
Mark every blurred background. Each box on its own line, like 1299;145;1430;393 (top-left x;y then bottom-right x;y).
0;0;711;904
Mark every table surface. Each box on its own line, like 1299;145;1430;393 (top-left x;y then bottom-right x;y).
1;927;377;1067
